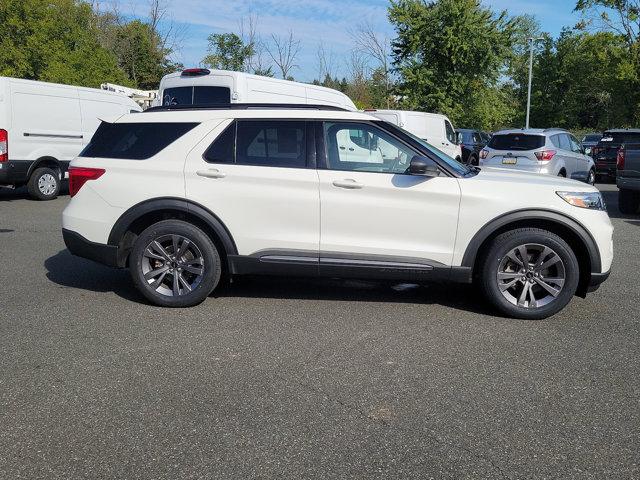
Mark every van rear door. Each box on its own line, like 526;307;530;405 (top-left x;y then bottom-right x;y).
161;73;234;106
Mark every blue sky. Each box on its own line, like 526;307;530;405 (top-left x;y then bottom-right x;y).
118;0;584;81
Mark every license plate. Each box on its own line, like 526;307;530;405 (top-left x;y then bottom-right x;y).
502;157;517;165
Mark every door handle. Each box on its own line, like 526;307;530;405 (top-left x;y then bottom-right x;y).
348;148;354;151
332;179;363;189
196;168;226;179
339;146;346;150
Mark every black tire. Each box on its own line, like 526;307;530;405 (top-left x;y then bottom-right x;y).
468;154;478;166
479;228;580;320
619;189;640;215
129;220;222;307
587;168;596;185
557;170;566;178
27;167;60;200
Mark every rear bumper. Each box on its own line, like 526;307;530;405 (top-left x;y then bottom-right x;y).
617;175;640;191
595;160;616;176
62;228;119;267
0;160;31;186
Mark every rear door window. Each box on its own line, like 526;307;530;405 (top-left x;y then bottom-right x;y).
488;134;545;151
558;134;571;151
80;122;198;159
235;121;306;168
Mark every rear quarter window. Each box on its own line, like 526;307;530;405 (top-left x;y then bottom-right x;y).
488;134;545;151
80;122;198;159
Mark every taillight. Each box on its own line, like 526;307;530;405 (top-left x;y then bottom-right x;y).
479;148;488;159
68;167;105;197
617;146;625;170
0;129;7;163
591;147;600;156
534;150;556;161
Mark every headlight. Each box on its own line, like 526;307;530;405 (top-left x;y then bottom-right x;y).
556;191;606;210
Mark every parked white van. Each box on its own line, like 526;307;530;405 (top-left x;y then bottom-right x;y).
0;77;142;200
157;68;357;111
365;109;463;161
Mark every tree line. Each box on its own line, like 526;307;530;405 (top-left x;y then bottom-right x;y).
1;0;638;132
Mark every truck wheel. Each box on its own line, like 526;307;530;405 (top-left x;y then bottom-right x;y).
27;167;60;200
129;220;222;307
479;228;579;320
619;189;640;214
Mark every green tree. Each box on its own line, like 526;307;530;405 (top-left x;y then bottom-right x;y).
112;20;180;90
0;0;130;87
202;33;255;71
388;0;520;129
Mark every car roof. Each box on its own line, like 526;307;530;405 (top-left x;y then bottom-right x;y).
116;107;378;124
493;128;566;136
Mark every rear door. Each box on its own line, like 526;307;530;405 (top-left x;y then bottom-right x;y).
568;134;589;180
184;119;320;260
556;133;577;176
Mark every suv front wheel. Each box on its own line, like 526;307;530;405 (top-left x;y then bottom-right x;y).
130;220;222;307
480;228;579;320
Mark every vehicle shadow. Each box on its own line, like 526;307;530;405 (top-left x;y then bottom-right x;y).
45;249;496;316
44;249;144;303
0;184;69;201
214;275;496;316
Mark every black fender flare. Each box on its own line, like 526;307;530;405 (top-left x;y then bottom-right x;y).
107;197;238;257
27;157;67;178
461;209;602;273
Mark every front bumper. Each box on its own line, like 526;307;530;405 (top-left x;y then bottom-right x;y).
587;269;611;293
63;229;119;267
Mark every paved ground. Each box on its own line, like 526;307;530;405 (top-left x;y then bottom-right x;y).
0;183;638;479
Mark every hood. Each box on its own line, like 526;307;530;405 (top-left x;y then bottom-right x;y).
475;166;597;191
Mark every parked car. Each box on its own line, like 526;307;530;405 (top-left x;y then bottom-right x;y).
0;76;142;200
592;129;640;181
615;141;640;214
62;104;612;320
364;109;463;161
157;68;357;111
479;128;596;184
457;128;490;165
581;132;602;156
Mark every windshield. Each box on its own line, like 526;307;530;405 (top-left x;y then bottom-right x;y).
380;121;472;176
583;134;601;142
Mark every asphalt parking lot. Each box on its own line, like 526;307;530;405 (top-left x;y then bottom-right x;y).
0;183;638;479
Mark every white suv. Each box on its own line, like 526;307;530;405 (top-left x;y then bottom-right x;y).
62;104;613;319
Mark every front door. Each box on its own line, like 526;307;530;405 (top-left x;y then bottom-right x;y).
318;121;461;277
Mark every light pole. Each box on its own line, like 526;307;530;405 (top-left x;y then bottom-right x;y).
525;37;544;129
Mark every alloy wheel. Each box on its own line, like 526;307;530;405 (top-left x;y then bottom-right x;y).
141;234;205;297
496;243;566;309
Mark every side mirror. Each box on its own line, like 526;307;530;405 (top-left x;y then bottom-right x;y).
407;156;440;176
455;132;462;145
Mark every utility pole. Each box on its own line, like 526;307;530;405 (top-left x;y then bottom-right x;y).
525;37;544;129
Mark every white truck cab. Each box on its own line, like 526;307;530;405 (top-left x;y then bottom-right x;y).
0;76;141;199
365;109;462;161
157;68;357;111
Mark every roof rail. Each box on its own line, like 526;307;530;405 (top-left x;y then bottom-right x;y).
144;103;349;113
542;127;566;132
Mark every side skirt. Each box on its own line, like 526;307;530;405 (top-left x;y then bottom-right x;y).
228;251;472;284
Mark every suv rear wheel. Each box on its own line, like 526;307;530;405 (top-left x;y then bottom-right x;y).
129;220;222;307
480;228;579;320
